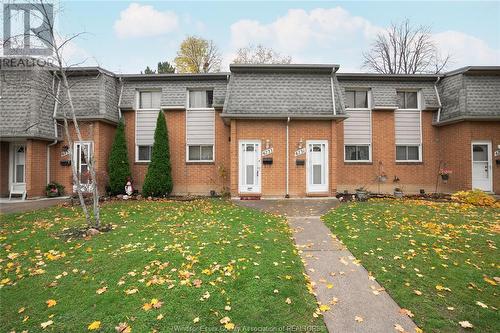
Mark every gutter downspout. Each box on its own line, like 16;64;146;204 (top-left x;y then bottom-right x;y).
331;67;339;115
47;79;61;185
434;77;442;123
285;117;290;198
117;77;124;119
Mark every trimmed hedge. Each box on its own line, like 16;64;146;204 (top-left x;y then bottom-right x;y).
142;111;173;197
107;121;131;195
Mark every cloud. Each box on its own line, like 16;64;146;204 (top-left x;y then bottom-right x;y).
433;31;500;67
227;6;499;70
230;7;382;52
114;3;179;39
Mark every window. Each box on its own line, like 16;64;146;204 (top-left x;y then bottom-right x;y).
344;90;371;162
137;145;152;162
188;145;214;161
13;145;25;183
396;145;420;161
139;91;161;109
397;91;418;109
345;90;368;109
345;145;370;161
189;90;214;108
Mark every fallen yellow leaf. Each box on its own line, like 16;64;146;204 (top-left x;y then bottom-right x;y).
88;321;101;331
46;299;57;308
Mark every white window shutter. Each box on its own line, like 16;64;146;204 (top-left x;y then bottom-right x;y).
344;109;371;144
136;110;160;145
395;110;421;144
186;109;215;145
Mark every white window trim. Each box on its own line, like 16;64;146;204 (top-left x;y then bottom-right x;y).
135;90;161;163
185;89;216;163
136;90;162;111
186;144;215;163
395;144;422;163
344;90;372;162
186;89;215;111
395;90;422;162
136;145;152;163
396;90;420;110
344;144;372;163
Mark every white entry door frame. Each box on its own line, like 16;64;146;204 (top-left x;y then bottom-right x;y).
8;142;27;199
306;140;329;193
238;140;261;194
471;140;493;192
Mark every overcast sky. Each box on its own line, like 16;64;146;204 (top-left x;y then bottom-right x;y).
16;1;500;73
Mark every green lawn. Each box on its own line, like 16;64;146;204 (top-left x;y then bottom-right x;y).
322;199;500;332
1;199;324;332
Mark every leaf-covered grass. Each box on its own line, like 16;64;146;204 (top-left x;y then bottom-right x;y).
1;199;324;332
322;199;500;332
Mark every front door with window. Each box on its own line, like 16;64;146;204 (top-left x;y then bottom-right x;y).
239;141;261;193
306;141;328;193
11;143;26;194
471;141;492;192
74;142;93;192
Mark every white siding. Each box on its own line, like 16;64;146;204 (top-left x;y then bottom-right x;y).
186;109;215;145
344;109;371;144
395;110;421;144
136;110;159;145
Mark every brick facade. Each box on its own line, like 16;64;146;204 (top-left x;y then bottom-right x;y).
123;109;230;196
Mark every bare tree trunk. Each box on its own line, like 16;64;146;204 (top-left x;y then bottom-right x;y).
88;124;101;228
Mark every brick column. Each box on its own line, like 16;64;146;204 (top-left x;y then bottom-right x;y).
330;120;338;195
230;119;238;196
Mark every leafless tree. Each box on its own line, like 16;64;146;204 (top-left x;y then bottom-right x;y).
362;20;449;74
3;1;102;229
233;44;292;65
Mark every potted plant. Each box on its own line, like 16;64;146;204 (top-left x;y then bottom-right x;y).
394;187;404;198
439;168;452;183
355;186;369;201
46;182;65;197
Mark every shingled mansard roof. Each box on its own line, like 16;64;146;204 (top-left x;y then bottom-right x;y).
1;59;499;141
222;64;346;119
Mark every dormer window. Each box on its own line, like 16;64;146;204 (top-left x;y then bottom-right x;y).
189;90;213;109
139;91;161;109
397;91;418;109
345;90;368;109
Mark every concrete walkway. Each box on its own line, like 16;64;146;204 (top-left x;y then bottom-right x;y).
0;197;69;214
237;199;418;333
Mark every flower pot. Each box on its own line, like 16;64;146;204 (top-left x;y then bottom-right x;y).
441;174;449;181
394;191;404;198
356;190;369;201
47;192;59;198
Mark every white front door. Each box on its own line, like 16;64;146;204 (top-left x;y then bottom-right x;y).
74;142;94;192
306;140;328;193
239;140;261;193
471;141;492;192
11;143;26;193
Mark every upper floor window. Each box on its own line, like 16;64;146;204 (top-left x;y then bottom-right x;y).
139;91;161;109
189;90;213;109
397;91;418;109
345;90;368;109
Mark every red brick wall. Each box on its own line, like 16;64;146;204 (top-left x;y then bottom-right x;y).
336;111;441;194
123;109;230;195
26;140;48;197
0;142;10;197
231;119;335;197
438;121;500;194
50;121;116;195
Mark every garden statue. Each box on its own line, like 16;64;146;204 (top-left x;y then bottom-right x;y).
125;177;133;196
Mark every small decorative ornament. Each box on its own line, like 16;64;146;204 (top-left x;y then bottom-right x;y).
125;177;133;196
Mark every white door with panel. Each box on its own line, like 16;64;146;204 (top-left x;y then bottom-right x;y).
306;141;328;193
471;141;492;192
239;141;261;193
10;143;26;197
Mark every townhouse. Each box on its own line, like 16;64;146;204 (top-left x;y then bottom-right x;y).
1;59;499;199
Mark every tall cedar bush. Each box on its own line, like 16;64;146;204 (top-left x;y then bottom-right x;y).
107;121;131;195
142;111;173;197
